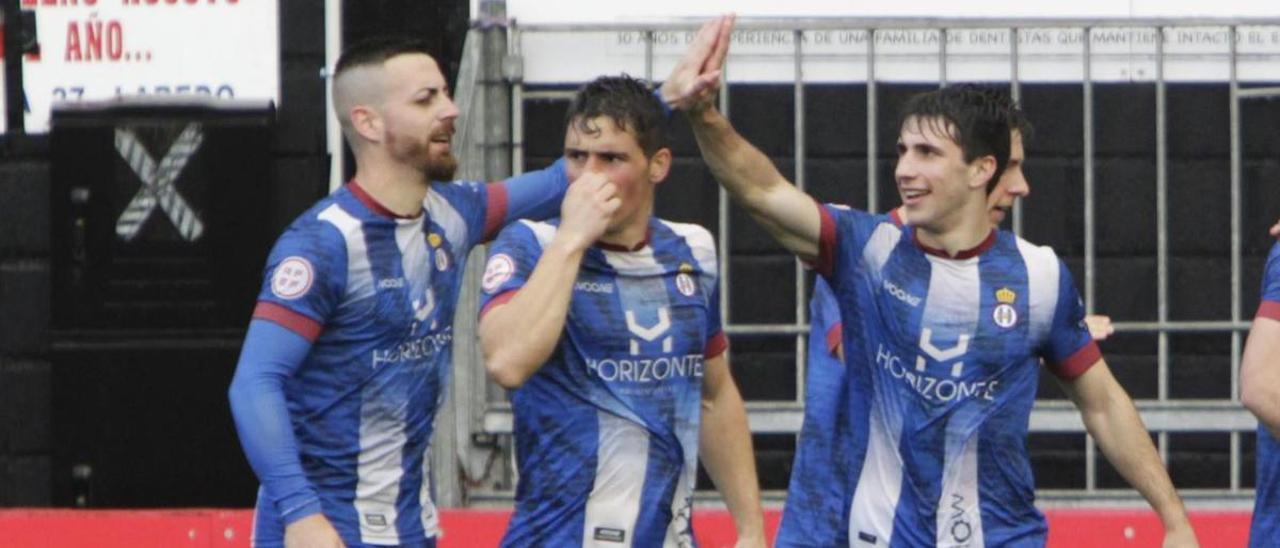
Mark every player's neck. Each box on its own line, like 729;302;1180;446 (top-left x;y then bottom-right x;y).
599;215;651;251
914;209;992;258
351;162;428;218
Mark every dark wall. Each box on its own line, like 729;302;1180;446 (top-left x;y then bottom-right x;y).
0;0;470;507
523;82;1280;491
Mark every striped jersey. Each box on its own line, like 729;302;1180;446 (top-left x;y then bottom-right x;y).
479;217;727;548
245;164;566;546
796;204;1099;547
1249;242;1280;548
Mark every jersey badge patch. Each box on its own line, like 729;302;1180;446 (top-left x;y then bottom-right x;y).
993;286;1018;329
676;273;697;297
434;248;451;271
482;253;516;294
271;257;314;300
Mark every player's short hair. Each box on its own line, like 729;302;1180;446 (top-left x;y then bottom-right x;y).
565;75;668;157
898;85;1027;192
334;36;437;80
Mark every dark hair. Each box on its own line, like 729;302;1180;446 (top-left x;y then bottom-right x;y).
335;36;437;78
565;75;668;157
898;85;1028;191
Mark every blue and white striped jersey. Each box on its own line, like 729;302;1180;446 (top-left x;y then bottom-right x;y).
239;163;566;547
479;217;726;548
784;203;1099;547
1249;241;1280;548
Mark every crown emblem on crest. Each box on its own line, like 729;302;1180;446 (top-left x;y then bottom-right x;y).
678;262;695;274
428;233;443;248
996;287;1016;304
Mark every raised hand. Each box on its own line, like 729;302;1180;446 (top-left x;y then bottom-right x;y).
660;15;735;112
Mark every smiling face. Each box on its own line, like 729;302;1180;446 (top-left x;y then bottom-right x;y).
563;115;669;237
985;130;1028;228
378;53;460;181
894;115;994;234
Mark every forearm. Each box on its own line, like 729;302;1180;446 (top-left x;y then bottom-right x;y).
1081;392;1190;531
699;377;765;540
480;238;585;388
687;106;819;260
1241;317;1280;437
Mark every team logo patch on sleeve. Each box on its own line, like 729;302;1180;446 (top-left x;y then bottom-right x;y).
482;253;516;294
993;286;1018;329
271;256;314;299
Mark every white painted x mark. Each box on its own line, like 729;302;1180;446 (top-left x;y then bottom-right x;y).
114;123;206;242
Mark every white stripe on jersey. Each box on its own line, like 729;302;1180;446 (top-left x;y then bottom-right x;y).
1016;238;1061;346
420;445;441;537
426;186;471;249
922;255;984;547
863;223;905;277
519;219;557;248
848;403;905;546
354;382;407;544
396;218;432;310
661;220;718;277
318;204;374;301
602;246;665;277
584;412;649;548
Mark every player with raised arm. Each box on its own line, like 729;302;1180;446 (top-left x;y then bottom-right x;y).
1243;241;1280;547
478;75;766;548
227;37;578;547
661;16;1197;547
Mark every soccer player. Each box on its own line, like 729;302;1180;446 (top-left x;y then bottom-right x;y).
227;37;580;547
662;16;1198;546
477;75;766;547
1243;241;1280;547
780;104;1121;545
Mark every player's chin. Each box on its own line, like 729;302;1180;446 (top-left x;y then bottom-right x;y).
426;153;458;181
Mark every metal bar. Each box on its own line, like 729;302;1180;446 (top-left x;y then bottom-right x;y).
484;400;1259;435
1155;26;1170;463
793;29;808;404
867;29;879;213
718;64;731;327
1232;86;1280;98
1230;25;1245;493
725;324;811;336
939;28;948;88
510;26;525;176
1082;26;1097;492
516;17;1280;33
324;0;343;190
1010;27;1024;236
1111;320;1252;332
520;90;577;101
2;0;23;133
644;30;654;83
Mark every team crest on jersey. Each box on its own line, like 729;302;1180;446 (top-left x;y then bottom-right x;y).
992;286;1018;329
428;232;443;248
482;253;515;294
434;248;450;271
675;273;697;297
271;256;314;300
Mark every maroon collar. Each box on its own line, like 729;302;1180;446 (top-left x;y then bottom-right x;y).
348;180;421;220
595;227;652;252
913;228;997;260
889;207;905;227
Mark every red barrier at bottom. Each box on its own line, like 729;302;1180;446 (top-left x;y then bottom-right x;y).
0;508;1253;547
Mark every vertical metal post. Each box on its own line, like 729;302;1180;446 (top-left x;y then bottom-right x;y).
644;30;655;84
1155;26;1170;463
1082;27;1097;491
1010;27;1024;236
1229;24;1244;491
718;64;732;326
324;0;343;191
939;28;948;88
483;3;512;183
794;29;808;402
510;25;524;176
867;29;879;213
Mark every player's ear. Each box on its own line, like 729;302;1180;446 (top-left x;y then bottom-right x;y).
351;105;384;144
648;147;673;185
968;154;997;191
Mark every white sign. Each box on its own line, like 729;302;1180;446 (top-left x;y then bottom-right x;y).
2;0;278;133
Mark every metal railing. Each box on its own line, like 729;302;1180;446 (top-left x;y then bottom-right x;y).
452;16;1280;506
